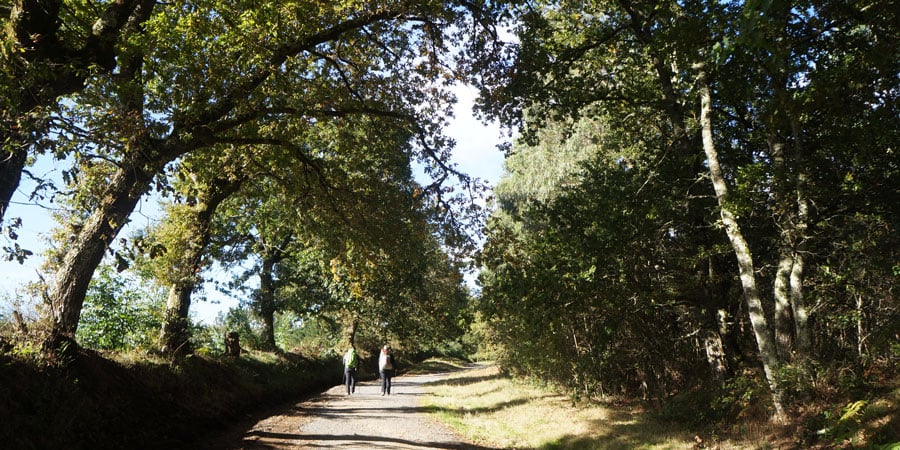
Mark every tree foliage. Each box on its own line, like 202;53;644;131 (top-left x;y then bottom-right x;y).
76;264;164;351
18;0;499;354
478;0;899;422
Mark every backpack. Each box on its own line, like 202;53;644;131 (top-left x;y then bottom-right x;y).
346;349;357;368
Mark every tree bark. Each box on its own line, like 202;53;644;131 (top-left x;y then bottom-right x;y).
160;283;194;358
49;155;163;338
224;331;241;357
790;249;809;354
257;254;279;352
773;250;795;358
255;233;291;352
769;133;794;360
699;75;785;421
788;117;811;355
704;329;728;383
856;293;866;358
160;176;243;356
0;145;28;221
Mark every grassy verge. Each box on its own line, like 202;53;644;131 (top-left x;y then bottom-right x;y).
421;362;766;450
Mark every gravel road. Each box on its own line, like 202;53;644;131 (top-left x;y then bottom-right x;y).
221;371;493;449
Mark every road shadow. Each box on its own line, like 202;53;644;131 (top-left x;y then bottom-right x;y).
241;431;497;449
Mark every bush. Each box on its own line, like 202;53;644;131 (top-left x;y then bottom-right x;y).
76;265;164;351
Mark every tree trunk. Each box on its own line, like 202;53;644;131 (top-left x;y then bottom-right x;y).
224;331;241;357
788;117;811;356
0;144;28;222
699;76;785;420
160;283;194;357
257;252;280;352
770;131;794;361
253;231;292;352
856;293;865;358
704;329;728;383
790;250;810;354
159;176;243;356
773;251;795;359
768;68;813;361
48;160;159;338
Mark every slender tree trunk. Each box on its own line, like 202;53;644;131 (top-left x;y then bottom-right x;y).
789;118;811;355
255;233;291;352
771;122;812;361
699;76;785;420
856;293;865;358
773;250;795;358
160;176;243;356
768;72;813;361
770;131;794;361
257;255;279;352
790;249;809;354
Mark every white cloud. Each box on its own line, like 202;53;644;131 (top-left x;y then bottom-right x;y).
445;84;506;185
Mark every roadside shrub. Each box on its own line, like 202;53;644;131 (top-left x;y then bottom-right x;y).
76;265;164;351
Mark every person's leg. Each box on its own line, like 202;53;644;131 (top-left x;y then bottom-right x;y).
380;370;387;395
386;370;392;394
345;370;351;395
350;369;356;393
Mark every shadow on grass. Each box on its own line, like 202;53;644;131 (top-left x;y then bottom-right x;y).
538;409;696;450
422;396;534;416
409;360;471;374
436;402;694;449
426;373;502;387
423;366;700;449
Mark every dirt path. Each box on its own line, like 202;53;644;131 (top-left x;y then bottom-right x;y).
219;371;493;449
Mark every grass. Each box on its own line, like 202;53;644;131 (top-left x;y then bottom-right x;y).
421;362;767;450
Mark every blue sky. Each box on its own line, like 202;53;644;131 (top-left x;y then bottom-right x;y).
1;84;507;323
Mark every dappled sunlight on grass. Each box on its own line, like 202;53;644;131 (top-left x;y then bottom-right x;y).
423;365;757;449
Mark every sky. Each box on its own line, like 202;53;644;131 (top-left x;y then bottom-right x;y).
0;84;507;324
